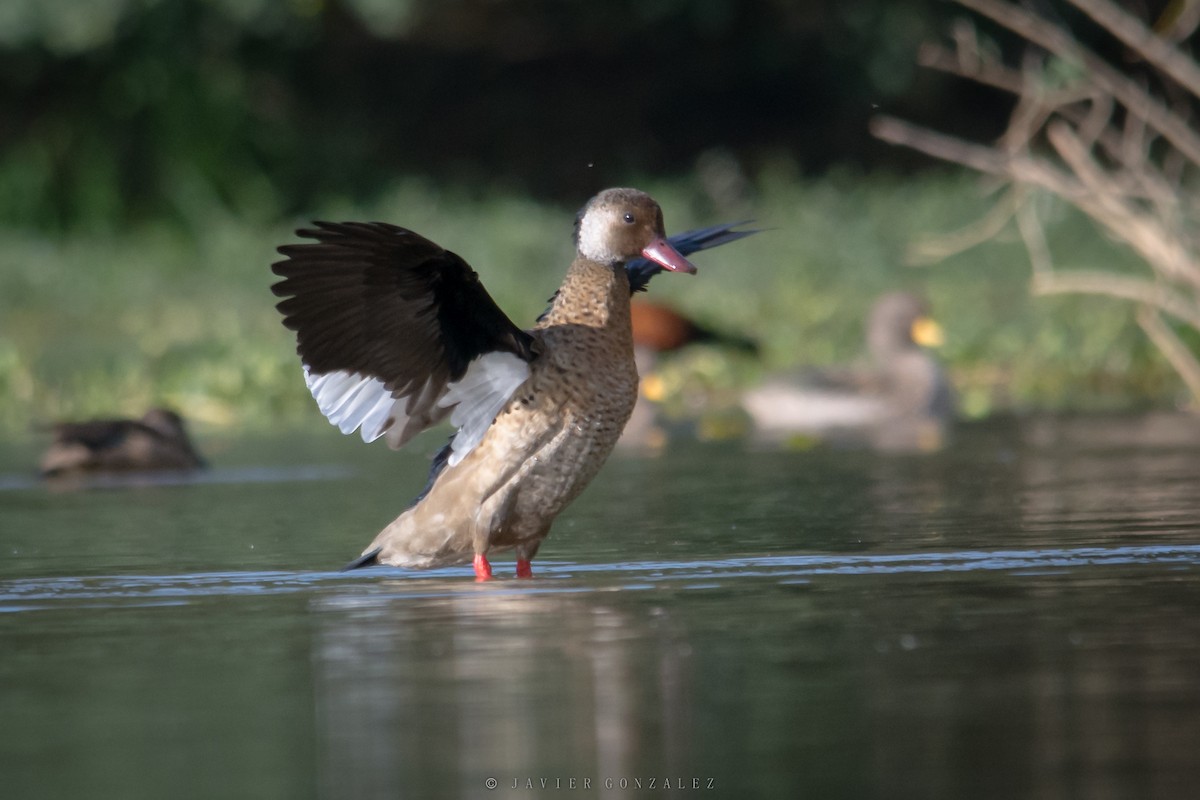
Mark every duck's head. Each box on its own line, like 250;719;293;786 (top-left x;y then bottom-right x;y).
574;188;697;274
867;291;945;361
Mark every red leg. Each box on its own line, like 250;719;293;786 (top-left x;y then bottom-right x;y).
473;553;493;581
516;558;534;579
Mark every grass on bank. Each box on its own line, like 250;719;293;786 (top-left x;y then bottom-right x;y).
0;171;1187;436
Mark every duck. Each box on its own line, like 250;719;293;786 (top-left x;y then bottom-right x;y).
619;301;759;450
630;301;759;356
742;291;955;452
271;188;752;579
38;408;206;478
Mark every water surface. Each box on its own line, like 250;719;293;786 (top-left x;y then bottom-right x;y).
3;414;1200;799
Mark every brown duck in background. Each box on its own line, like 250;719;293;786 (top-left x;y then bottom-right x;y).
742;291;955;452
630;301;759;356
39;408;206;478
620;301;759;450
272;188;751;579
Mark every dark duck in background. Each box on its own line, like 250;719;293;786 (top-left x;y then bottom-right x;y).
39;408;206;479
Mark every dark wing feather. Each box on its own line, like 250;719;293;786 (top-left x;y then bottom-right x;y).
273;221;535;380
271;221;538;448
626;221;758;293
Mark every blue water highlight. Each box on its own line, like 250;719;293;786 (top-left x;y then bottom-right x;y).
3;542;1198;612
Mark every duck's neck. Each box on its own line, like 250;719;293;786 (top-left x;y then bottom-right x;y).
540;257;632;331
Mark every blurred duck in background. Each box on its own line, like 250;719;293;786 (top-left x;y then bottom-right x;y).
620;300;760;451
39;408;206;478
742;291;955;452
630;301;760;357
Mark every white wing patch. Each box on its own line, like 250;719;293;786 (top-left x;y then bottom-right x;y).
303;351;530;464
304;366;401;443
438;352;530;466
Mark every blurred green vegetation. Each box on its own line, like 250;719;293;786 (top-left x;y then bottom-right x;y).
0;172;1186;435
0;0;1188;435
0;0;981;231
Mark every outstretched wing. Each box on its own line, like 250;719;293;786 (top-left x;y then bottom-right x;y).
271;221;539;465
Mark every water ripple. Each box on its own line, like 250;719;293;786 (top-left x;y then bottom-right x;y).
2;543;1198;612
0;464;354;492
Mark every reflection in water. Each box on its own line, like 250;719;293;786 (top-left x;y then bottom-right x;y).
298;552;1200;798
312;590;694;797
858;568;1200;800
1018;414;1200;539
4;545;1198;610
2;414;1200;798
0;464;355;494
852;414;1200;550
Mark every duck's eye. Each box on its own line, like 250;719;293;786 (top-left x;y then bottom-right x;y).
622;213;635;224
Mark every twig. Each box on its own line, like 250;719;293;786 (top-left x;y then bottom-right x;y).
870;116;1011;175
1066;0;1200;100
999;66;1055;154
917;40;1089;106
877;0;1200;407
956;0;1200;166
1046;122;1200;290
1137;306;1200;406
1075;90;1113;150
1032;271;1200;331
1015;196;1053;276
871;115;1088;201
905;187;1022;264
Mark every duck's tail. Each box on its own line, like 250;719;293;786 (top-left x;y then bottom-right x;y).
627;221;759;293
341;546;382;571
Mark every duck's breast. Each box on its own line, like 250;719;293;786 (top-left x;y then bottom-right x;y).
483;324;638;536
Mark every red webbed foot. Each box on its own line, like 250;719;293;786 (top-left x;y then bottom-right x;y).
473;554;494;582
516;559;534;579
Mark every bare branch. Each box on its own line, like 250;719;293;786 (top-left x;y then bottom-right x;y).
956;0;1200;166
1075;91;1113;150
870;116;1012;175
1137;306;1200;407
877;0;1200;406
1066;0;1200;100
906;187;1022;265
1032;271;1200;331
1015;197;1054;276
999;66;1056;154
918;42;1025;94
1046;122;1200;290
917;40;1091;108
871;115;1089;202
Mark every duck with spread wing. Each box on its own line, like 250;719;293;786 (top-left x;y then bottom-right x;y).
271;188;752;579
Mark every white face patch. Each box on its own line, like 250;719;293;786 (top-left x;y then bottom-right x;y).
576;202;624;265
